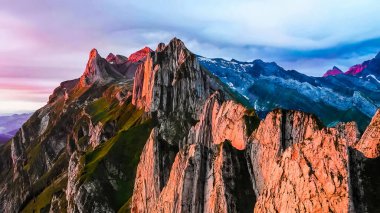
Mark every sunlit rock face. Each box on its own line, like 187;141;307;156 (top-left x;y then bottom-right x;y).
247;110;360;212
184;92;250;150
323;66;343;77
345;63;368;76
79;48;116;86
355;110;380;158
128;47;152;63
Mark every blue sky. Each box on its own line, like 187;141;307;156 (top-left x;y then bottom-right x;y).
1;0;380;113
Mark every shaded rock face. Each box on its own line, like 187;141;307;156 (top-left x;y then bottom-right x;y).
349;110;380;213
0;38;380;213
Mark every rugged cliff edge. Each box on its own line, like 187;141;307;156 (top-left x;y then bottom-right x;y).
0;38;379;213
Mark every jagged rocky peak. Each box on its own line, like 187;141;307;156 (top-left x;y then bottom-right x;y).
132;37;213;145
323;66;343;77
345;63;368;75
48;78;79;103
132;37;210;114
128;46;153;62
156;42;166;52
79;48;126;87
106;52;116;62
79;48;109;86
106;53;128;64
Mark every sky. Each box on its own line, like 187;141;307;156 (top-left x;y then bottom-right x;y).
1;0;380;114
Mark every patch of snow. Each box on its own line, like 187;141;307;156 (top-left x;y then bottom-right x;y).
367;74;380;83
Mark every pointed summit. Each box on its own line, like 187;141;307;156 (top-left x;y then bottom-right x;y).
345;63;367;75
323;66;343;77
106;53;116;63
156;42;166;52
89;48;100;59
169;37;185;45
128;47;152;63
166;37;188;52
79;48;123;86
106;53;128;64
79;48;103;86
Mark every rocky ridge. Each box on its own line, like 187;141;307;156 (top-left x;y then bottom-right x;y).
0;38;379;213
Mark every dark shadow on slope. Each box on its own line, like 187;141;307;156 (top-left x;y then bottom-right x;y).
348;147;380;213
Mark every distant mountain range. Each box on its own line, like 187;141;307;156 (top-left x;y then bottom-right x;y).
0;113;31;144
198;52;380;131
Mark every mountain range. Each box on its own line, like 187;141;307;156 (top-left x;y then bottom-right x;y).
0;113;31;144
198;53;380;132
0;38;379;212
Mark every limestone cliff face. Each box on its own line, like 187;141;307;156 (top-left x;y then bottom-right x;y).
132;38;211;145
0;38;379;213
247;110;360;212
185;92;250;150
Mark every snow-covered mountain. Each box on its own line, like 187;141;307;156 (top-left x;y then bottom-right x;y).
198;53;380;131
